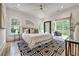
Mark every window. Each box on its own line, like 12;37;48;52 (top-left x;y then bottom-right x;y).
56;19;70;36
51;18;70;39
10;18;20;35
56;21;62;30
51;19;70;36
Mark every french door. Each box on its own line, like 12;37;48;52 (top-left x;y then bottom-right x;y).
44;21;51;33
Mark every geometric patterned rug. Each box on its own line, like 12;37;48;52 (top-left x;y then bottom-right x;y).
18;39;65;56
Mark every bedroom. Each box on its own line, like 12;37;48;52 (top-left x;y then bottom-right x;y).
0;3;79;56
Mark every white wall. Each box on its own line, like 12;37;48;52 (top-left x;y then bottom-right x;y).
6;8;39;41
51;6;79;26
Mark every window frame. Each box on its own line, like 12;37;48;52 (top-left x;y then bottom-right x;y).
53;17;70;36
9;17;20;35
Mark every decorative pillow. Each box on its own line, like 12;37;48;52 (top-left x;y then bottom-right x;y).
24;29;29;33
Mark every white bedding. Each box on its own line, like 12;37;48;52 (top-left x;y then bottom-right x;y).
22;33;53;49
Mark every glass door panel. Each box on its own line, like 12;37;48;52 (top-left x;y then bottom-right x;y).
44;21;51;33
45;22;50;33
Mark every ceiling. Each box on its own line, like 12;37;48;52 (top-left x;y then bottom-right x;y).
5;3;79;20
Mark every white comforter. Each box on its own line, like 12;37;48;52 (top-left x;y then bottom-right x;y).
22;33;53;49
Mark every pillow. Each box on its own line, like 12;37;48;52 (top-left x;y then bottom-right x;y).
24;29;29;33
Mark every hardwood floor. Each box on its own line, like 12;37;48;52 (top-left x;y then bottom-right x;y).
4;40;21;56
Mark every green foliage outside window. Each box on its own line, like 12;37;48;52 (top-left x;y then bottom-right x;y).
56;20;70;36
11;27;16;33
11;18;20;34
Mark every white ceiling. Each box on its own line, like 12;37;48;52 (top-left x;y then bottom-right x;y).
5;3;79;20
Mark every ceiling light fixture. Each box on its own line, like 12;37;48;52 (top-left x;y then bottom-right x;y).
39;4;44;21
40;4;43;11
61;5;63;8
17;4;21;6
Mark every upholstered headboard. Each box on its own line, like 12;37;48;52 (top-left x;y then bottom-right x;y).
22;27;30;33
22;27;38;33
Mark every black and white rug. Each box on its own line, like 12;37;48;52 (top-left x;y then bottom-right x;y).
18;39;65;56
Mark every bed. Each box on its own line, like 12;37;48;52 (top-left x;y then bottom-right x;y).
22;33;53;49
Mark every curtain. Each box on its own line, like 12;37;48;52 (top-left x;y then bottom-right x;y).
0;3;7;28
0;3;2;28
